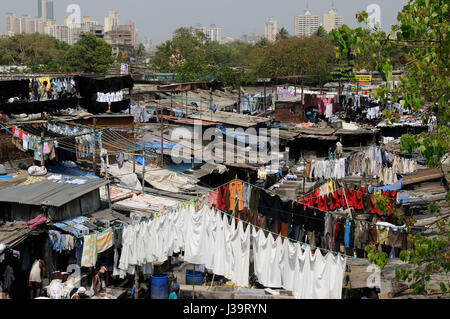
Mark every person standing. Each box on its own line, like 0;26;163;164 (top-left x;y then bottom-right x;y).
29;259;45;299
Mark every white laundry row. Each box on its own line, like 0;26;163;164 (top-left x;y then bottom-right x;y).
115;202;347;299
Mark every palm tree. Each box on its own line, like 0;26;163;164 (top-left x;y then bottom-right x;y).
256;37;269;48
136;43;146;57
277;27;290;40
315;26;327;37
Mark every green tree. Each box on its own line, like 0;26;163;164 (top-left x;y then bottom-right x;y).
136;43;146;58
251;36;335;81
0;33;69;72
64;33;114;73
276;27;290;41
330;0;450;296
315;26;327;37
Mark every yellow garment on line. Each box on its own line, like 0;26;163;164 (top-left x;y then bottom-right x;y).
81;233;97;267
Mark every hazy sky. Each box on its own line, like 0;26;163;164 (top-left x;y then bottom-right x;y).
1;0;409;44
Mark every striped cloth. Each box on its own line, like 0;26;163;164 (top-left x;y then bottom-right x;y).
81;233;97;267
96;228;113;253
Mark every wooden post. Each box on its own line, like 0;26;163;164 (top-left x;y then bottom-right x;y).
301;80;305;122
105;157;112;211
294;79;297;97
192;265;196;300
160;100;164;168
92;118;97;174
134;266;139;299
40;132;45;167
141;149;145;195
132;121;136;173
185;91;188;117
264;79;267;112
238;76;241;114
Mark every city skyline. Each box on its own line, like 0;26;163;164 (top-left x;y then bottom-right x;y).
1;0;408;44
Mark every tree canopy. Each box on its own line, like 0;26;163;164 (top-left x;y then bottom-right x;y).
0;33;70;72
330;0;449;296
64;33;115;73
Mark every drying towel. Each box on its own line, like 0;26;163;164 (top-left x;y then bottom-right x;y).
81;234;97;267
27;214;47;229
96;228;113;253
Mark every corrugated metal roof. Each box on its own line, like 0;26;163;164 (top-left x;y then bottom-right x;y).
0;176;108;207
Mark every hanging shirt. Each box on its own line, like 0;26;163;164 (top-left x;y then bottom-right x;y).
252;227;271;287
281;239;300;292
211;212;227;277
230;219;250;287
184;205;209;265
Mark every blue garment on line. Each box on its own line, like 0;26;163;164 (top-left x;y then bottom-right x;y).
344;218;351;248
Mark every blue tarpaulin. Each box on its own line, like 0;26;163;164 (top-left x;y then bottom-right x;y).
135;156;148;166
140;140;176;151
46;165;99;179
0;175;14;182
374;178;403;191
216;125;266;149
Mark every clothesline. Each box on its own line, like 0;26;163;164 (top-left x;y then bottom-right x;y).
220;179;405;230
209;204;358;260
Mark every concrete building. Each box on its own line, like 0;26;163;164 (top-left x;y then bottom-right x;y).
294;10;320;37
240;33;262;45
104;11;119;33
37;0;54;20
124;21;136;47
105;25;133;56
323;7;344;33
5;13;20;35
264;17;277;43
193;24;222;43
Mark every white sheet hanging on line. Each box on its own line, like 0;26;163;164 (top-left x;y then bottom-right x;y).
184;205;209;264
230;220;250;287
281;238;300;292
210;211;226;277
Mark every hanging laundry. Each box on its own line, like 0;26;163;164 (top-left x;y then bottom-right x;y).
81;233;98;267
96;228;113;253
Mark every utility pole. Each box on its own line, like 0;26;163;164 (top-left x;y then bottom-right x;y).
141;148;145;195
40;132;45;167
132;121;136;173
301;80;305;122
92;118;97;174
159;99;164;168
237;76;241;114
264;79;267;112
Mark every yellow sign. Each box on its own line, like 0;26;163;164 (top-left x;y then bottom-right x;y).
355;74;372;82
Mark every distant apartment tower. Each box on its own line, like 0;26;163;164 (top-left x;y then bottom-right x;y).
6;13;20;35
124;21;136;47
265;17;277;42
38;0;54;20
193;24;222;43
323;7;344;32
105;25;133;56
294;10;320;37
104;11;119;33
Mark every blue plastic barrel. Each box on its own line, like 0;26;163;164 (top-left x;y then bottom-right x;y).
151;273;169;299
185;270;203;285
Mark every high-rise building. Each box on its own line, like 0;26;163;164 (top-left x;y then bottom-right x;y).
6;13;20;35
323;7;344;33
265;17;277;43
294;10;320;37
104;11;119;33
38;0;54;20
192;24;222;42
105;25;133;56
124;21;136;47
